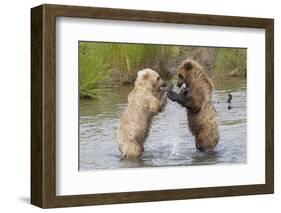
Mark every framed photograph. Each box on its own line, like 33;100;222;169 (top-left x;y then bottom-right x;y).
31;4;274;208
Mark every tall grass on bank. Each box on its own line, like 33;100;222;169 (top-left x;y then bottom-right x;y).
79;43;112;98
214;48;247;78
79;42;179;98
79;43;246;99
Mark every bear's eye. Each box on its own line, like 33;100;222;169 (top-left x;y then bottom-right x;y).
157;76;160;81
178;74;183;79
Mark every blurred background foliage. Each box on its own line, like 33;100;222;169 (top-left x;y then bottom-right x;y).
79;42;246;98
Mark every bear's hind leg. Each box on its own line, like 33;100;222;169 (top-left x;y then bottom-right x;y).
119;141;144;159
195;134;218;152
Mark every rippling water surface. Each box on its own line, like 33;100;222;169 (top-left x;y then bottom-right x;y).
79;80;247;171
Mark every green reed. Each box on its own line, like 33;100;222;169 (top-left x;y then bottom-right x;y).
79;42;179;98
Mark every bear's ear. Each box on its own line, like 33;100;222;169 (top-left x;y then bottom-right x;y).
184;62;193;70
137;70;148;80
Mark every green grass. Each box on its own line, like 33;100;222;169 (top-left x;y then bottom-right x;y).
79;42;179;98
79;43;112;99
79;42;246;99
213;48;247;77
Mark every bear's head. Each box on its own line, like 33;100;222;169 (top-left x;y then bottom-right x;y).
135;68;167;92
176;58;211;90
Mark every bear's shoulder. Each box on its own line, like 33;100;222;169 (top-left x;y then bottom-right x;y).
128;88;153;102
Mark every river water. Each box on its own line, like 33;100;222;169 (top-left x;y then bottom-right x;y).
79;80;247;171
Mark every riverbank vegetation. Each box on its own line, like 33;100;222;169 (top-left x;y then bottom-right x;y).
214;48;247;78
79;42;179;98
79;42;247;98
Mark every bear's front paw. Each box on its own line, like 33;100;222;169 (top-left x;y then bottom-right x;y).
167;90;179;102
179;87;189;96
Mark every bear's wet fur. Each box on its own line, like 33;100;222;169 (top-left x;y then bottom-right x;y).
168;59;219;152
117;68;167;159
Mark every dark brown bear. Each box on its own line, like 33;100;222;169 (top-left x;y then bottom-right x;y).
167;59;219;152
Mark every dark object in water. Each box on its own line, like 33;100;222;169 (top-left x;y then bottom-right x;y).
227;93;232;103
227;93;233;110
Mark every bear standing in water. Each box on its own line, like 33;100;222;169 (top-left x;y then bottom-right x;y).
117;68;167;159
167;59;219;152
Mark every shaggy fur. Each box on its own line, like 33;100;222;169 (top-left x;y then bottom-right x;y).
168;59;219;151
117;68;167;159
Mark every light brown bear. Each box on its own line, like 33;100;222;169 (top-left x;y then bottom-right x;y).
117;68;167;159
167;59;219;152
